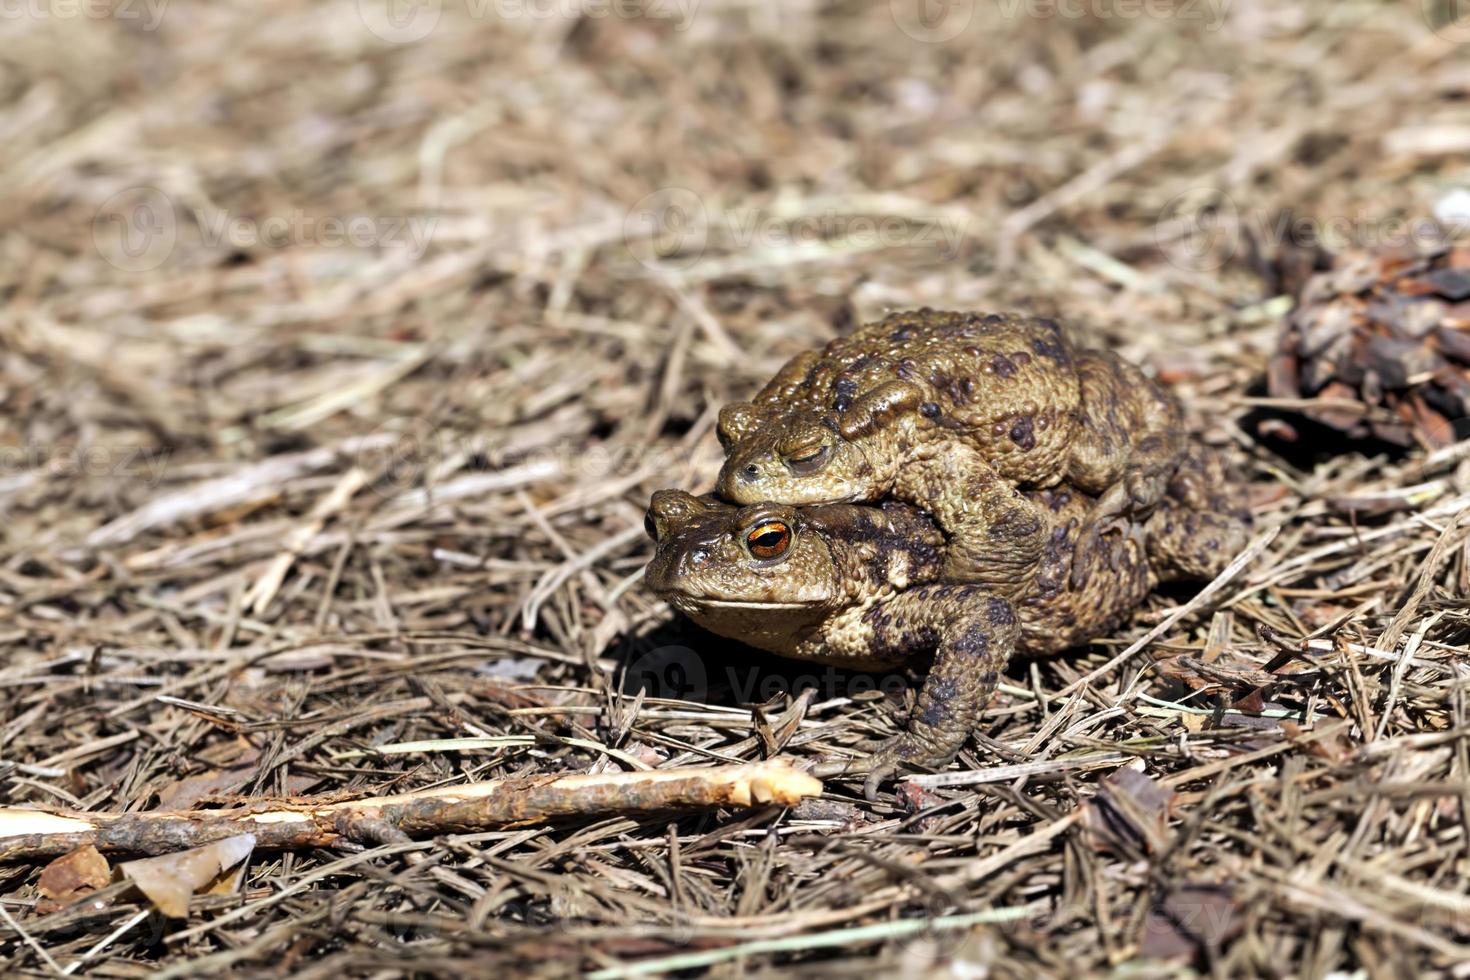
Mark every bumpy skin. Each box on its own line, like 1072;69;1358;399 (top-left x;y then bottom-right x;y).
715;309;1186;590
1142;445;1254;581
647;449;1249;797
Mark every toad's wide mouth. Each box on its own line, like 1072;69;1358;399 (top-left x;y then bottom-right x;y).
664;595;819;610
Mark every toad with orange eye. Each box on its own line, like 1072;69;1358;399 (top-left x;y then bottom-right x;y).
644;445;1251;798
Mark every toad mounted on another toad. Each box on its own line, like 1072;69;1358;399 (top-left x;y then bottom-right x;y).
716;310;1188;592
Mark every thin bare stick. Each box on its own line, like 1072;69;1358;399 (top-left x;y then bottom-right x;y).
0;762;821;861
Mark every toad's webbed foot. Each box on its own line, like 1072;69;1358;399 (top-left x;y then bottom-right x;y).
821;735;929;803
808;739;931;803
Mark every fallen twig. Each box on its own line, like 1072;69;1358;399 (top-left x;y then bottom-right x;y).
0;761;821;861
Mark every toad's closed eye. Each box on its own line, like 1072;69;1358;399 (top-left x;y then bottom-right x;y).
783;444;830;474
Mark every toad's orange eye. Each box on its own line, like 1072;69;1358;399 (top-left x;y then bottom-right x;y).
745;521;791;560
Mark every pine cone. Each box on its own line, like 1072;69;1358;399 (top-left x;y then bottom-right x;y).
1268;244;1470;448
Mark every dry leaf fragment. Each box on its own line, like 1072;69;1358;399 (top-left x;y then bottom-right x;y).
1282;720;1352;762
1231;688;1267;713
894;780;949;833
117;834;255;918
35;844;111;914
1081;765;1176;855
1141;883;1243;961
154;765;257;813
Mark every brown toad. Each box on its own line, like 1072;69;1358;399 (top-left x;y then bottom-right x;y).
646;448;1250;797
715;309;1186;592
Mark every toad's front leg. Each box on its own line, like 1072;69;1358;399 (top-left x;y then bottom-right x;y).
824;585;1020;800
900;448;1047;599
835;387;1047;598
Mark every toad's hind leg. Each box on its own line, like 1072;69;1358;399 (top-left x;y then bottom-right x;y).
840;586;1020;799
1145;448;1254;581
1066;350;1185;505
1067;351;1186;587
